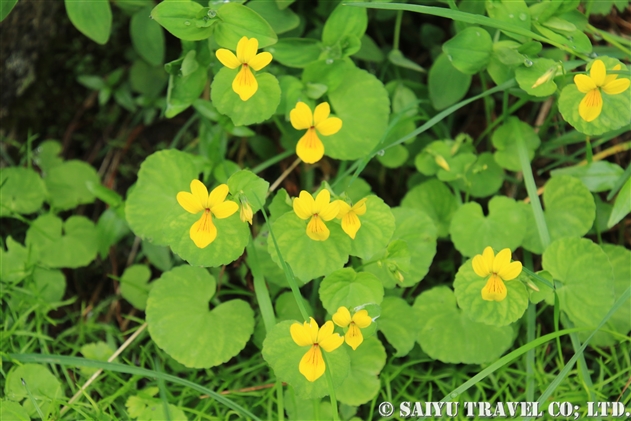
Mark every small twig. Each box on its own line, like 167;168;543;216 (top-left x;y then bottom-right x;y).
59;323;148;416
126;236;142;268
268;158;301;193
617;374;631;403
534;97;553;133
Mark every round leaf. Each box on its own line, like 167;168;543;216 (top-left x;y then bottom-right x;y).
377;297;418;357
0;167;47;216
429;53;472;111
32;268;66;304
120;264;152;311
65;0;112;44
550;161;624;193
414;286;514;364
262;320;350;400
515;58;559;97
442;27;492;75
319;268;384;315
349;195;395;260
5;364;63;417
453;258;529;327
211;68;281;126
542;237;614;331
213;3;278;49
335;337;386;406
455;152;505;198
320;68;390;161
449;196;526;257
226;169;269;213
401;179;456;238
150;1;214;41
268;212;351;283
492;117;540;172
247;0;299;34
0;400;29;421
146;265;254;368
131;6;165;66
44;160;100;211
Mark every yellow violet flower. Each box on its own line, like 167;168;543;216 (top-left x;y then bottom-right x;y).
293;189;340;241
472;247;522;302
573;59;630;122
239;200;253;225
332;306;372;350
176;180;239;248
215;36;273;101
290;101;342;164
290;317;344;382
333;198;367;239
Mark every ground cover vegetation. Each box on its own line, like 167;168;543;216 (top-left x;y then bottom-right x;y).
1;0;630;420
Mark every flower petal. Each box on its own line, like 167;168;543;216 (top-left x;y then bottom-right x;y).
313;102;330;126
293;191;315;219
316;117;342;136
602;78;630;95
481;274;507;302
334;200;351;219
249;52;272;71
492;248;512;274
590;59;606;86
307;215;330;241
318;331;344;353
498;261;522;281
211;200;239;219
240;203;253;225
351;198;367;216
579;89;603;122
313;189;331;214
319;201;340;222
307;317;319;343
351;309;372;328
208;184;230;208
242;37;259;63
341;211;361;239
216;49;241;69
290;102;313;130
603;64;621;85
472;246;494;277
235;36;249;63
296;129;324;164
317;320;335;343
190;179;209;208
299;345;325;382
344;324;364;350
574;74;597;93
189;212;217;248
177;192;204;214
332;306;352;328
290;322;313;347
232;66;258;101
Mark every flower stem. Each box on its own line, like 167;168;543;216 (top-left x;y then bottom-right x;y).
393;10;403;51
321;352;340;421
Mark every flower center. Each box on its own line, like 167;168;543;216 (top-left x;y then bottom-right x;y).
243;63;249;68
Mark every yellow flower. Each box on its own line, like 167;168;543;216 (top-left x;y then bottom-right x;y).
290;317;344;382
215;36;273;101
333;198;367;239
176;180;239;248
574;59;630;122
290;102;342;164
292;189;340;241
332;306;372;350
472;247;522;302
240;200;253;225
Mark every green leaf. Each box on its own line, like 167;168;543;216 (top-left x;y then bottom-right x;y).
454;152;505;198
65;0;112;44
5;364;63;417
80;342;116;376
515;58;559;97
354;34;385;63
268;212;351;283
266;38;322;68
131;6;166;66
542;238;614;331
377;297;418;357
268;188;292;223
166;61;207;118
387;50;424;73
34;140;63;174
26;214;98;269
126;149;206;246
146;265;254;368
96;208;130;259
0;167;47;216
526;270;554;305
322;2;367;46
348;195;395;260
275;292;313;322
485;0;531;43
492;117;540;172
551;161;624;193
376;144;409;168
428;53;472;111
336;337;386;406
150;0;214;41
211;68;281;126
1;0;18;21
401;179;457;238
364;240;410;287
0;400;29;421
262;320;350;400
226;169;269;213
442;27;492;75
319;268;384;315
250;229;304;288
414;286;514;364
120;264;152;311
319;68;390;161
607;176;631;228
521;175;595;254
449;196;526;257
31;268;66;305
141;241;173;272
213;3;278;49
247;0;299;34
0;237;30;284
558;57;631;136
44;160;100;211
453;257;529;327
